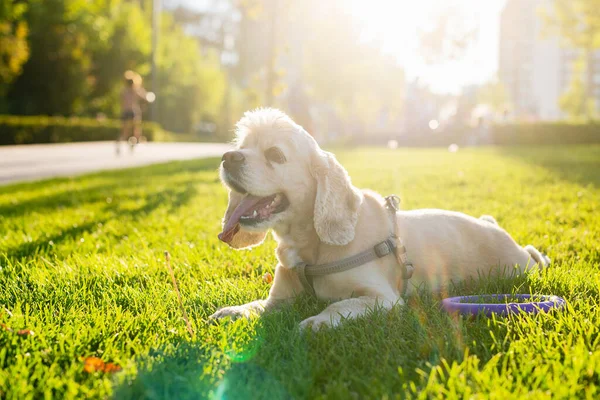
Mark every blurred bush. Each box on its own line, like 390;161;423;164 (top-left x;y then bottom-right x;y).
491;122;600;145
352;122;600;147
0;115;175;145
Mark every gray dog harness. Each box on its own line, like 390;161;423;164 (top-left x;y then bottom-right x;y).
294;195;414;298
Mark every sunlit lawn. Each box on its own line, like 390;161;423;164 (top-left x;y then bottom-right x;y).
1;145;599;399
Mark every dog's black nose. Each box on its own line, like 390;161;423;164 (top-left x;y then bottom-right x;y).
222;151;245;172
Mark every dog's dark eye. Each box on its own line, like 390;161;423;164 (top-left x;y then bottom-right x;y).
265;147;286;164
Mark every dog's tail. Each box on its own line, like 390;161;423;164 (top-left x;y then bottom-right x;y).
479;215;498;225
524;245;551;268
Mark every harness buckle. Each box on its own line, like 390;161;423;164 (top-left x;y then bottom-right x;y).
374;241;392;258
385;195;401;211
405;263;414;279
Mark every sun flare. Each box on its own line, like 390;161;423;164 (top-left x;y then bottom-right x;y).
349;0;506;94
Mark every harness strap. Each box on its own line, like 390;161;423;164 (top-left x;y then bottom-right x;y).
296;237;398;297
294;195;414;297
295;195;414;298
305;238;398;277
295;263;315;297
385;195;415;287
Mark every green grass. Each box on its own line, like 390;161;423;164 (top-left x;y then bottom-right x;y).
1;145;599;399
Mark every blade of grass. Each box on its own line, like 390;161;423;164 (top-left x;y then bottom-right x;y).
164;251;194;338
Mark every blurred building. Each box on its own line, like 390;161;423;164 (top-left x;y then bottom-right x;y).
499;0;600;120
499;0;561;120
561;48;600;106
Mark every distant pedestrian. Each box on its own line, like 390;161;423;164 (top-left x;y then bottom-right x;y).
117;70;154;154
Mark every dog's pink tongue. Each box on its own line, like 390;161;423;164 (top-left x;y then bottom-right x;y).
218;194;263;243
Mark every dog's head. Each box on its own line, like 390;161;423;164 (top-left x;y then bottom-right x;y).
218;108;363;249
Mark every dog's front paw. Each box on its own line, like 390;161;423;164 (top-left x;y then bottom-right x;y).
209;305;254;322
299;314;337;331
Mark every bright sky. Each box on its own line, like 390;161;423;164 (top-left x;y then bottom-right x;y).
350;0;507;94
170;0;507;95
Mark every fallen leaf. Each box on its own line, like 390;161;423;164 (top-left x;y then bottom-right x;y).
17;329;34;336
262;272;273;284
103;363;122;373
83;357;105;373
83;357;122;374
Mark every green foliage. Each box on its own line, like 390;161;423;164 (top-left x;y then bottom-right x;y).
298;1;405;126
234;0;406;130
83;0;152;117
559;57;598;120
155;13;226;133
2;0;226;134
491;121;600;145
0;0;29;102
0;146;599;398
542;0;600;119
7;0;94;115
0;114;171;145
542;0;600;50
418;9;478;63
477;79;510;113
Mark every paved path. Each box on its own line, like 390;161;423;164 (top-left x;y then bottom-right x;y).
0;141;232;186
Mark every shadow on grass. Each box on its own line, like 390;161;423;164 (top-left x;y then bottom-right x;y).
498;145;600;188
3;184;198;260
109;303;460;399
113;344;295;400
111;271;537;400
111;308;313;400
0;158;220;219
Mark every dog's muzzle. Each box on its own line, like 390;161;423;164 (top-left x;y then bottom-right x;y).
222;151;245;176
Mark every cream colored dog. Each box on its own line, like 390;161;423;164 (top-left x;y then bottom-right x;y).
210;108;549;330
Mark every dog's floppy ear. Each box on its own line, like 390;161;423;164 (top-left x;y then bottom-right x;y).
310;150;363;245
221;190;267;249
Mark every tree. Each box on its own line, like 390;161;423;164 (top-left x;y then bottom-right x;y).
296;1;405;131
542;0;600;119
542;0;600;50
7;0;151;116
418;8;478;64
0;0;29;107
7;0;94;115
559;56;597;120
477;79;510;113
154;13;226;133
83;0;152;116
4;0;226;134
234;0;275;107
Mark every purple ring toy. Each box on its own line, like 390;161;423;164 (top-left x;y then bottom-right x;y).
442;294;566;317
